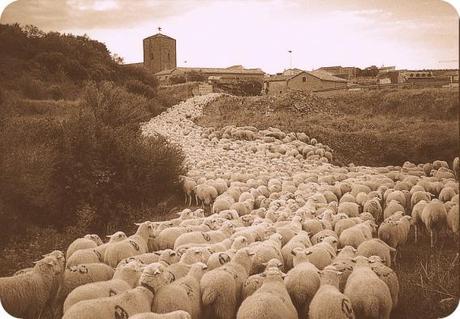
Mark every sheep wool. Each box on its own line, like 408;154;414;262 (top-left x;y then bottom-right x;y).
237;267;297;319
0;255;63;319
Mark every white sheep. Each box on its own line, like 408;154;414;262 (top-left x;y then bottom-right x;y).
200;248;254;319
339;220;375;249
284;247;321;318
129;311;192;319
63;260;143;313
241;258;283;299
52;263;115;317
368;256;400;309
104;222;155;267
383;200;405;220
249;233;284;274
338;201;360;217
344;256;392;319
281;231;312;270
420;200;448;248
0;255;63;319
66;234;103;259
157;224;210;250
356;238;396;267
447;204;459;238
174;222;235;250
62;263;170;319
195;183;218;207
237;267;297;319
363;198;383;222
167;247;208;280
308;265;355;319
180;175;196;206
153;263;208;319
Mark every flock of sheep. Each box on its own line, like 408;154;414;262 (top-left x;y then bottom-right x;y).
0;93;459;319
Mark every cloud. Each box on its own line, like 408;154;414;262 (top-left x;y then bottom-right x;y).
0;0;202;30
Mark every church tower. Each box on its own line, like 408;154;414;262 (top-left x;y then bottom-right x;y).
143;29;176;73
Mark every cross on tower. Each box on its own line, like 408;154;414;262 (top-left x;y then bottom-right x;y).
158;27;162;33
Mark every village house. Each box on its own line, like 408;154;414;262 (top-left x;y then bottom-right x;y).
263;69;347;95
155;65;265;84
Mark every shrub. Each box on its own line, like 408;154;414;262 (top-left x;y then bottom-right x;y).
186;71;207;82
125;79;156;98
169;74;186;84
82;81;151;130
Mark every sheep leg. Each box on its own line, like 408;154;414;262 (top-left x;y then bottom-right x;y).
414;225;418;243
430;230;434;248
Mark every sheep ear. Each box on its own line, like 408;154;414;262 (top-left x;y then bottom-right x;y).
281;272;287;278
351;258;357;263
305;250;313;256
134;222;142;226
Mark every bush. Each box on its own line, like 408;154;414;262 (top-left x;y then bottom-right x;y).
186;71;207;82
125;79;156;98
214;80;263;96
170;74;186;84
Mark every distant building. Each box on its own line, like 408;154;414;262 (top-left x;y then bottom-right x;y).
377;71;405;84
143;32;177;74
155;65;265;84
378;66;396;73
318;66;358;80
264;69;347;95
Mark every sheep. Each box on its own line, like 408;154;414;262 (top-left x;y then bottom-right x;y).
200;248;254;319
157;224;210;250
212;195;234;214
174;222;235;250
249;233;284;274
356;238;396;267
0;255;63;319
241;259;283;299
237;267;297;319
66;234;103;259
167;247;208;280
308;265;355;319
281;231;312;270
377;216;412;262
52;263;115;317
63;260;143;313
344;256;392;319
410;191;432;209
62;263;170;319
454;157;459;180
334;217;361;237
129;311;192;319
420;200;448;248
338;201;360;217
339;220;376;249
383;200;405;220
284;247;321;318
104;222;155;267
118;249;179;268
181;175;196;206
385;190;407;209
153;263;208;319
368;256;400;309
439;187;456;203
66;231;127;267
195;183;218;207
447;204;459;237
363;198;383;222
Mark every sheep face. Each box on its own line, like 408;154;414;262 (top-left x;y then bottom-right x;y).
34;255;62;276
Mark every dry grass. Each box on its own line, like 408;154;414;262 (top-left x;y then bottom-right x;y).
391;232;459;318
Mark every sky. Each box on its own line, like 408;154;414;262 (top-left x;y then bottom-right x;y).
1;0;459;73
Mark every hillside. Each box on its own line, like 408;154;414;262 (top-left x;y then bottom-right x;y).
0;25;186;263
196;88;459;166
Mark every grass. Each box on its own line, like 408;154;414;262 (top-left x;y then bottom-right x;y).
196;87;459;166
392;231;459;318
